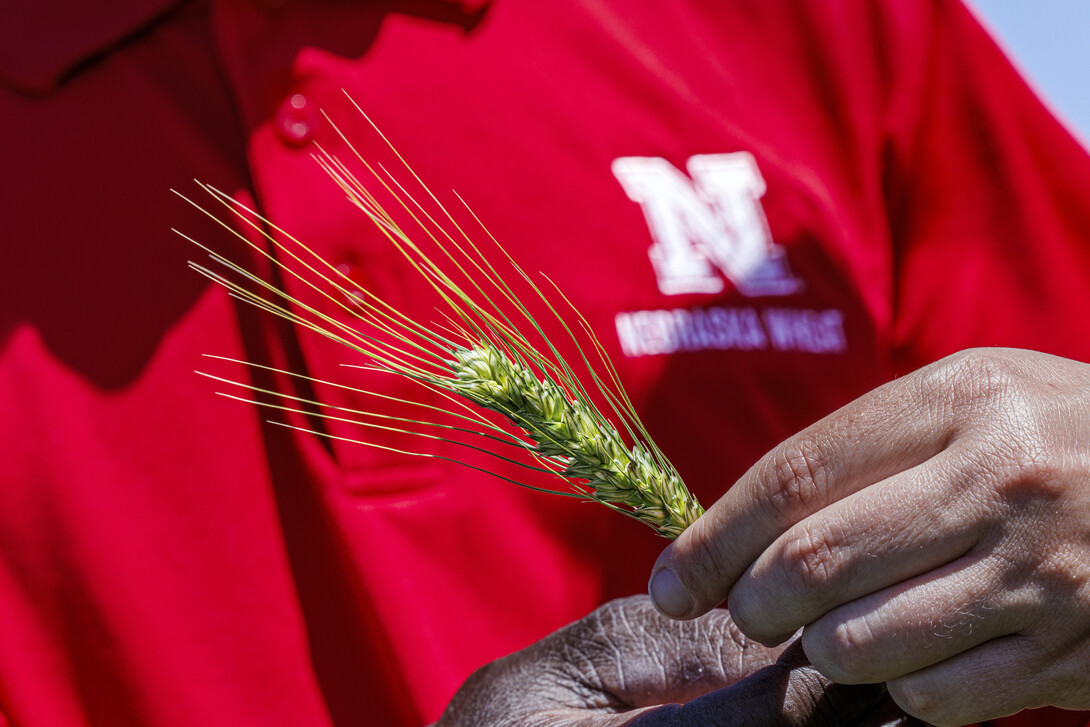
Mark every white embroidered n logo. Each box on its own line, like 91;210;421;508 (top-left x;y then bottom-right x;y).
612;154;801;297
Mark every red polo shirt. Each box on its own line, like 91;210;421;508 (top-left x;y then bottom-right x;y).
2;0;1090;724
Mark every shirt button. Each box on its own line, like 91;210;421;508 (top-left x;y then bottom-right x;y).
335;261;372;302
276;93;316;146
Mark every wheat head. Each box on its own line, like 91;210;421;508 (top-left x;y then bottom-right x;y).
178;99;704;538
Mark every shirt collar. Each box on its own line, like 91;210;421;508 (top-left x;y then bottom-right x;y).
0;0;491;97
0;0;184;96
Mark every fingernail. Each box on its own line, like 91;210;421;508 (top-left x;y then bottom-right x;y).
649;568;693;618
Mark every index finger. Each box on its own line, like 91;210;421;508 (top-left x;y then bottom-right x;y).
649;363;956;622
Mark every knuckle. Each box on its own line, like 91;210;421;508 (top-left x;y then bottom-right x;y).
441;656;523;723
558;598;645;663
728;526;848;646
1035;541;1090;598
959;349;1026;413
922;348;1019;415
763;437;831;523
577;595;662;640
779;524;842;597
593;594;645;623
925;349;1071;505
802;615;876;684
992;444;1064;503
959;416;1065;509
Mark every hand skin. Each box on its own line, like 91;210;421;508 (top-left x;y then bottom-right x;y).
649;347;1090;725
437;595;922;727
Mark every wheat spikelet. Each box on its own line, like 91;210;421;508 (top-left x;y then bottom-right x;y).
178;98;704;538
449;344;701;538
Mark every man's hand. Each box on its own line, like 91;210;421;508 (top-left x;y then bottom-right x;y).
438;595;919;726
649;348;1090;725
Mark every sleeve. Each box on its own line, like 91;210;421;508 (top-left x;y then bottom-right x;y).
887;0;1090;373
